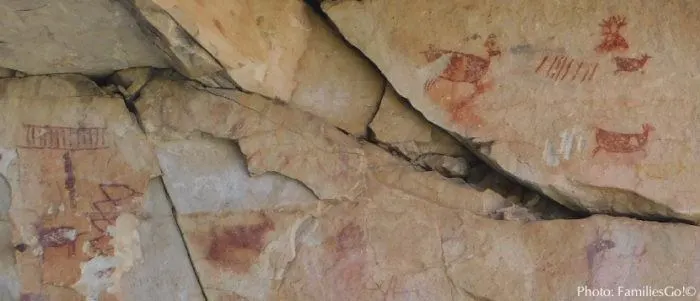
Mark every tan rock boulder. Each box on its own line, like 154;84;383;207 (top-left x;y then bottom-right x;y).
322;0;700;222
0;0;168;76
0;162;19;301
0;75;203;300
278;187;700;301
370;84;467;160
117;0;235;88
138;77;700;301
137;0;384;135
137;77;507;212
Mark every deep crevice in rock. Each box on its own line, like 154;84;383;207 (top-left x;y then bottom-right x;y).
298;0;698;225
156;177;210;301
97;62;692;226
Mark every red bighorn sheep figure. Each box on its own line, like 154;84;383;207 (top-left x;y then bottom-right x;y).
592;123;655;157
595;15;629;53
421;34;501;98
613;54;651;74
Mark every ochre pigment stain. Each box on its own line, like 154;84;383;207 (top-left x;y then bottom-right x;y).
206;213;275;273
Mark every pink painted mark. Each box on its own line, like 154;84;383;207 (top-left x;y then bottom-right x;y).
592;123;655;157
38;226;79;256
613;54;651;74
322;222;368;301
595;15;630;53
20;293;46;301
421;34;501;126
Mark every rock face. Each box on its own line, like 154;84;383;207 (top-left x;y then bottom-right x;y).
370;84;468;160
135;0;385;135
0;0;168;76
2;2;700;301
322;0;700;222
0;75;203;300
136;77;700;301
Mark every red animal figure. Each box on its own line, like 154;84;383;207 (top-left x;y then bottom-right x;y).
592;123;655;157
613;54;651;74
595;15;629;53
421;34;501;96
38;226;79;256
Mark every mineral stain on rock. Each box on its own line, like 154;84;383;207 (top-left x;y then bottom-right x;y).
206;213;275;273
334;223;364;253
586;238;616;270
20;293;46;301
38;226;79;256
321;221;368;299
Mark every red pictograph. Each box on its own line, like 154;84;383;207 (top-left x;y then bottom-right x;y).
595;15;630;53
613;54;651;74
592;123;655;157
87;183;143;254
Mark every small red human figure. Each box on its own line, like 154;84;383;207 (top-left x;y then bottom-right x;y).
595;15;629;53
613;54;651;74
592;123;655;157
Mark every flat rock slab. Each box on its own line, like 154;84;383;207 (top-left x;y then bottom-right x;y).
138;76;700;301
322;0;700;222
0;75;202;300
137;77;507;213
370;84;467;160
141;0;384;135
0;0;168;76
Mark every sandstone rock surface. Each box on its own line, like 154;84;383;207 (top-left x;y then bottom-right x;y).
0;75;202;300
0;0;168;76
370;84;468;160
322;0;700;222
137;77;700;301
137;0;384;135
2;2;700;300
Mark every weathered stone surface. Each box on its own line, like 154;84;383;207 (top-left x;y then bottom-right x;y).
0;165;19;301
0;68;15;79
154;137;318;213
415;154;469;177
137;77;506;212
1;75;201;300
109;68;153;100
118;179;206;301
139;0;384;135
0;0;168;76
138;78;368;201
370;84;467;159
118;0;235;88
139;77;700;300
279;195;700;301
322;0;700;222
